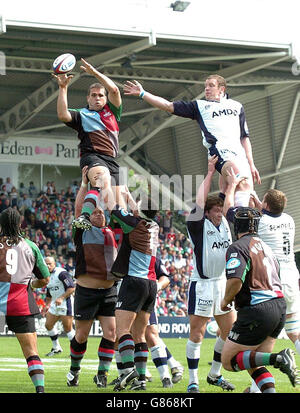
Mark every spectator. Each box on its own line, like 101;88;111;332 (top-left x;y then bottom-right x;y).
167;227;176;243
0;184;8;197
2;177;13;193
162;210;173;233
28;181;37;197
9;186;18;207
174;253;186;270
18;193;32;214
43;181;53;194
0;198;10;212
18;182;26;196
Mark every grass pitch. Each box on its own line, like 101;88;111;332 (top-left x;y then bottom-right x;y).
0;336;299;394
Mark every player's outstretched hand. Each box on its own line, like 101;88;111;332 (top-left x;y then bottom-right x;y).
80;58;97;76
207;155;218;173
250;164;261;185
123;80;143;97
52;73;74;87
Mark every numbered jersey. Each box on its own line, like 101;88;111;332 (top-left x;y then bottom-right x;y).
0;238;50;316
110;205;159;280
225;234;283;309
258;210;299;284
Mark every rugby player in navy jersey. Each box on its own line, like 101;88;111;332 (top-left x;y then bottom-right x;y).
124;75;261;207
0;208;50;393
220;207;299;392
184;155;235;393
54;58;137;230
43;256;75;357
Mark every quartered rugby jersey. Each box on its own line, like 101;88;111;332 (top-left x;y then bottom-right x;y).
46;267;74;301
225;233;283;309
65;101;122;158
0;238;50;316
74;225;118;281
187;206;232;281
173;98;249;156
110;206;159;281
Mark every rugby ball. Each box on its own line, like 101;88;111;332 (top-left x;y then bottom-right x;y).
53;53;76;74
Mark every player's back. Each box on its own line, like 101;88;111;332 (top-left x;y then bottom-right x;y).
0;238;41;315
258;212;296;264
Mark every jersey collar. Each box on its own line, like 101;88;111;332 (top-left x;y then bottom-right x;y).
262;208;282;218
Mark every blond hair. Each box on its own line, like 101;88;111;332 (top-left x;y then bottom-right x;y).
264;189;287;214
206;74;227;91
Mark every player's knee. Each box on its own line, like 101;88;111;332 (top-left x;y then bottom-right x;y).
88;167;111;188
145;330;158;347
104;326;116;342
221;352;234;371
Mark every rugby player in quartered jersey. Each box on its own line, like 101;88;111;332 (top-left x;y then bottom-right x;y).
0;207;50;393
110;200;160;391
221;207;299;392
55;58;137;231
66;174;120;389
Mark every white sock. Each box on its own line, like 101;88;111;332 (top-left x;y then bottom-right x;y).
160;338;179;369
186;340;201;385
47;328;60;349
150;345;170;380
67;329;75;341
294;339;300;355
209;337;225;377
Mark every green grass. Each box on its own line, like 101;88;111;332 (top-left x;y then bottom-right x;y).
0;336;299;394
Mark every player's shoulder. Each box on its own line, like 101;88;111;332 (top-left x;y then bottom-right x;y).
227;97;243;108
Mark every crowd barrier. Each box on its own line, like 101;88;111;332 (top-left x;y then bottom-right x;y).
0;315;218;339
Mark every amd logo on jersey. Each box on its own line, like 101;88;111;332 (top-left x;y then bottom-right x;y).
212;109;238;118
212;240;231;249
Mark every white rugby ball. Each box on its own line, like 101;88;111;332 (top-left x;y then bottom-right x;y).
53;53;76;74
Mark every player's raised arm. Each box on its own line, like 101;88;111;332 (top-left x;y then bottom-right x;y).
80;58;122;108
195;155;218;209
124;80;174;113
53;73;73;123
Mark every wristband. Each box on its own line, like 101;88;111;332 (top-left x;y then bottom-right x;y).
139;90;145;99
81;182;87;188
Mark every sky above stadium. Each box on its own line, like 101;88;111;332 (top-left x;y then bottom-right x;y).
1;0;300;56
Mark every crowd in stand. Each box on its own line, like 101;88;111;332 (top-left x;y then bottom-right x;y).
0;176;192;317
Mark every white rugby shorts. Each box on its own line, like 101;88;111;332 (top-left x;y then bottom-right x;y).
48;300;73;317
188;277;232;317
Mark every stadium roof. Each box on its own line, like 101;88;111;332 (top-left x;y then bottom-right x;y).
1;1;300;250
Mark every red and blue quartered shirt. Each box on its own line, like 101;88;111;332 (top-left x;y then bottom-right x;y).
73;225;119;281
225;233;283;310
0;238;50;316
110;206;159;281
65;101;122;158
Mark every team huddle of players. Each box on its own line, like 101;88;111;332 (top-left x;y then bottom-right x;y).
0;60;299;394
